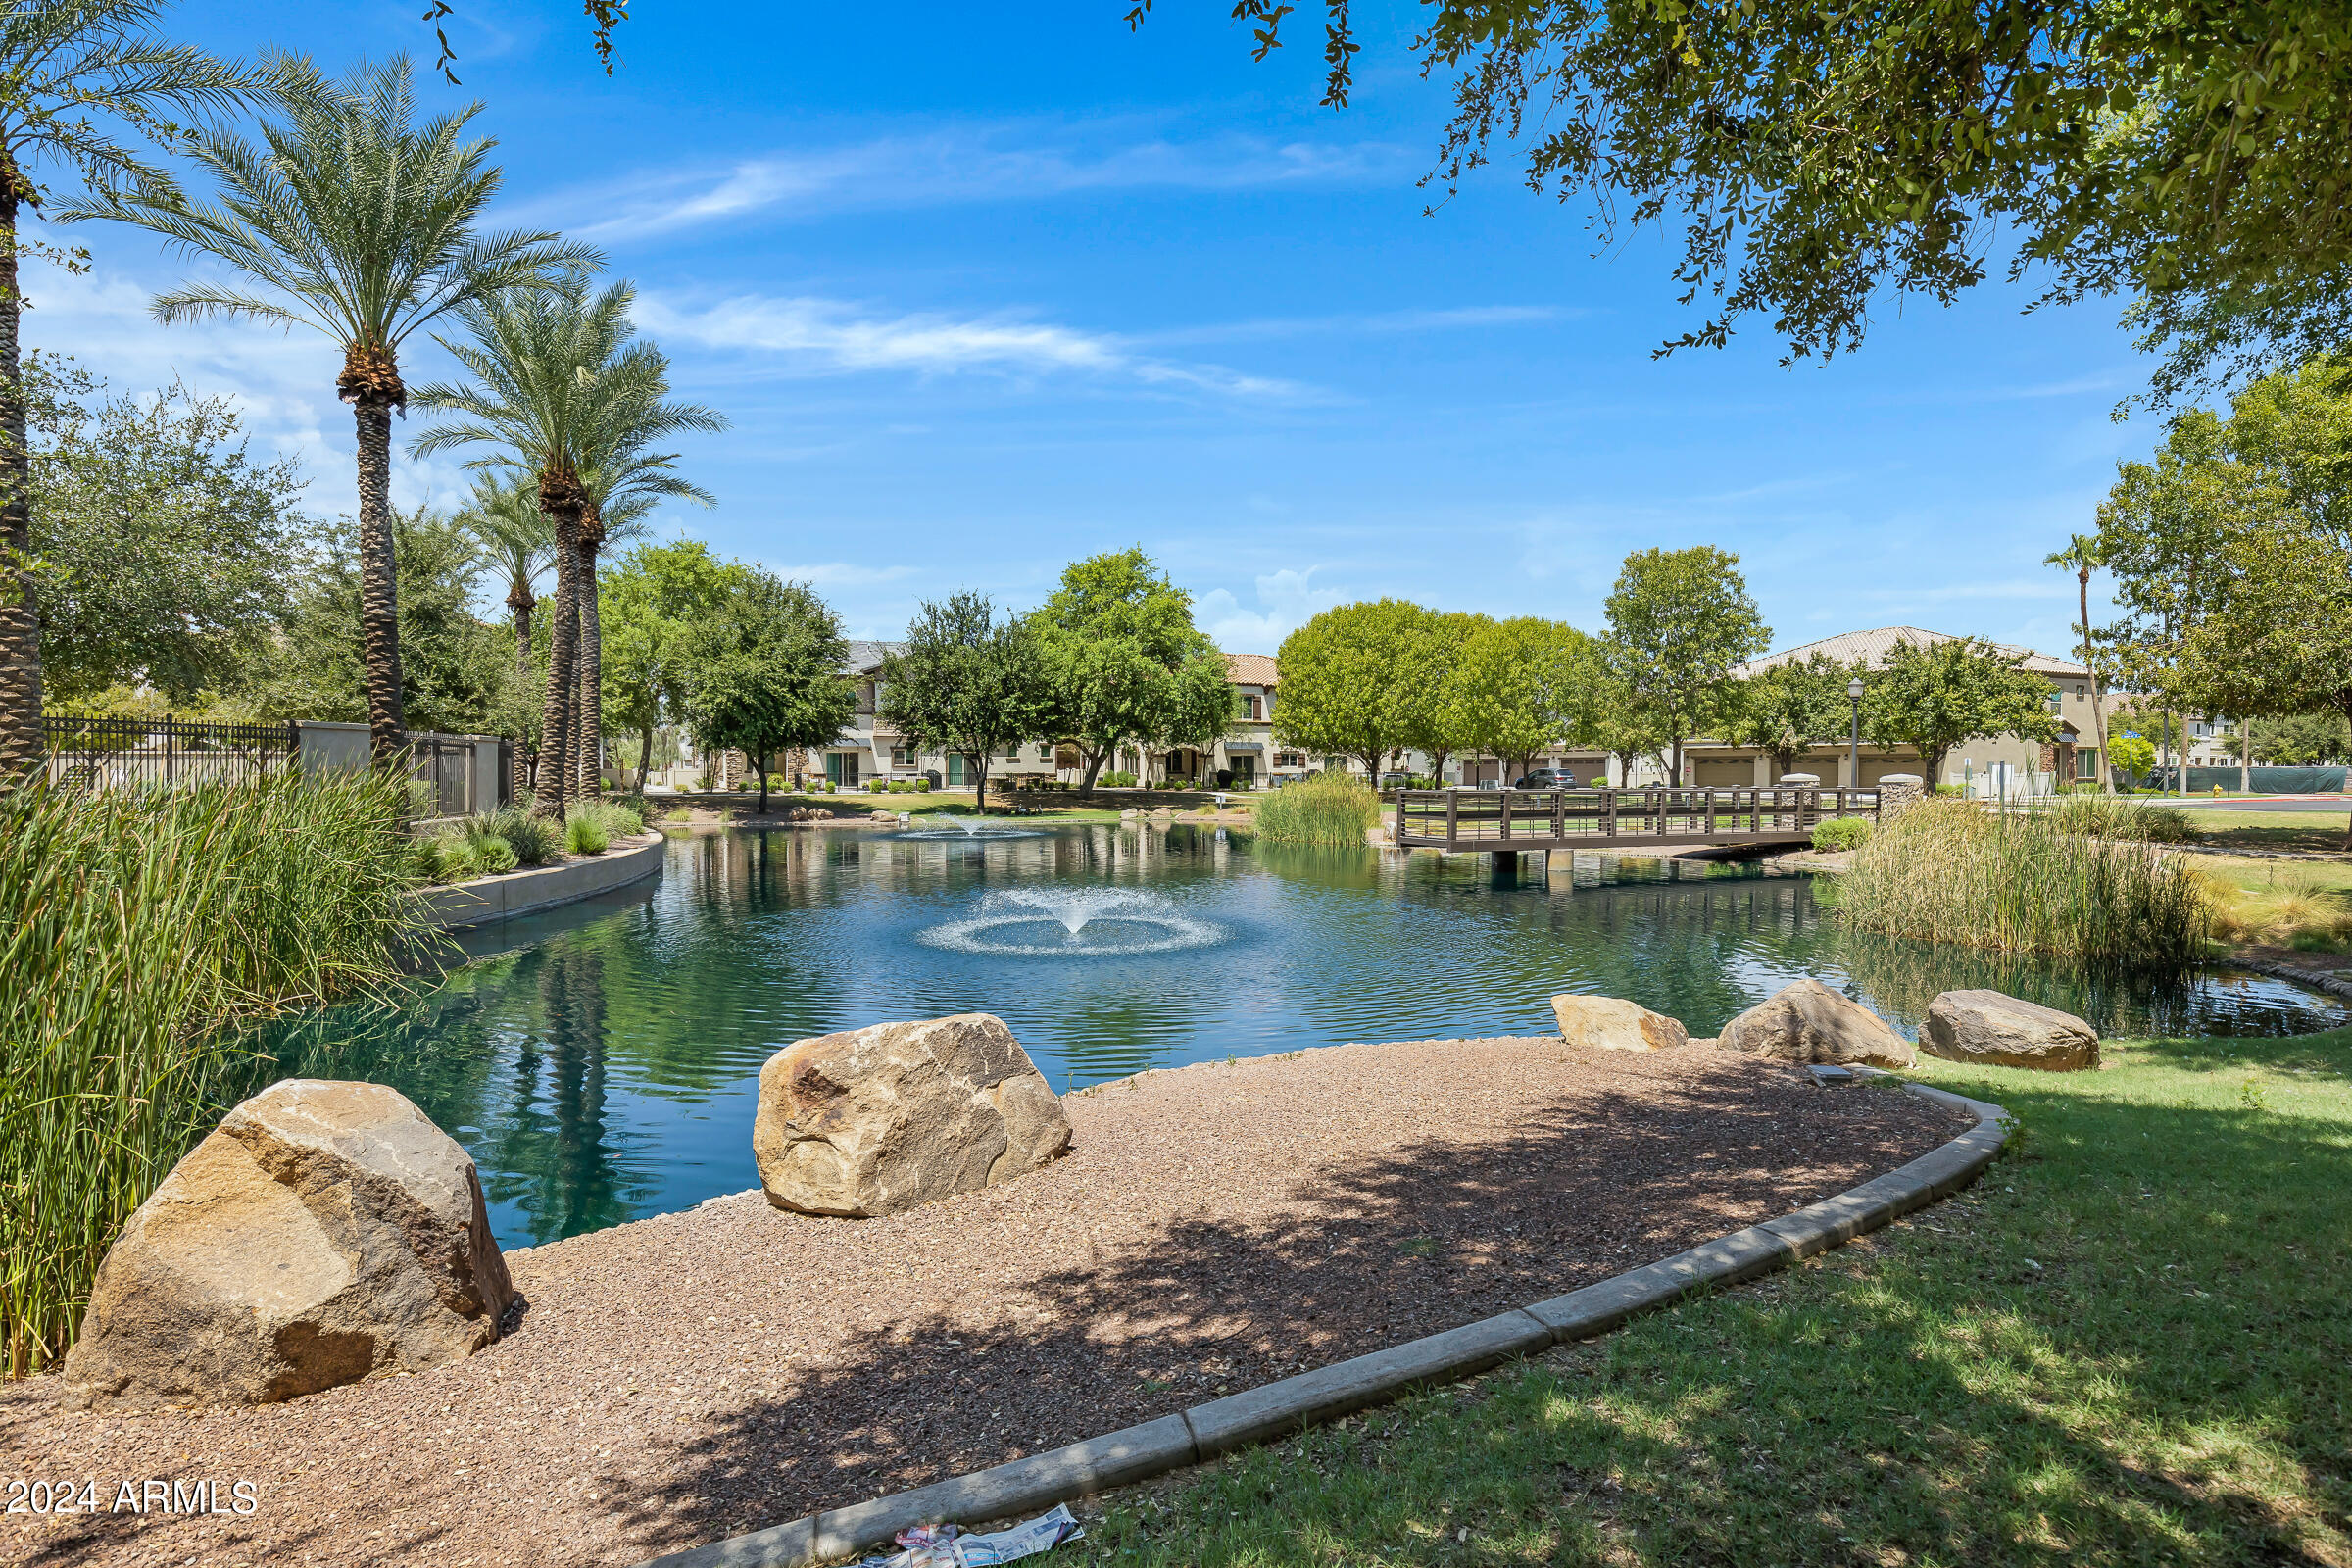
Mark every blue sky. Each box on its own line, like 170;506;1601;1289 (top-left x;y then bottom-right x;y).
37;0;2158;658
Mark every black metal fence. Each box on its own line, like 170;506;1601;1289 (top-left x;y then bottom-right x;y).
39;713;298;792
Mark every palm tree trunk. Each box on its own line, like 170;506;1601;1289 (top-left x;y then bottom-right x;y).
573;537;603;801
534;496;579;818
511;593;535;801
0;184;43;775
351;395;406;766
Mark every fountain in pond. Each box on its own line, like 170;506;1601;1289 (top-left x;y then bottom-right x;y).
918;887;1225;956
893;813;1046;842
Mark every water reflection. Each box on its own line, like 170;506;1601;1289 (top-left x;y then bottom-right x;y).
245;825;2345;1243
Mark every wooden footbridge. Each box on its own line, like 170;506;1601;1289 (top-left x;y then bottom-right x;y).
1391;785;1881;860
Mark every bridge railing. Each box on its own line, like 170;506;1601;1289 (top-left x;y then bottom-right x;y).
1393;785;1880;850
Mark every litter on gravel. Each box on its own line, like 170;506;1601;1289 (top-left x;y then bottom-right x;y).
855;1503;1084;1566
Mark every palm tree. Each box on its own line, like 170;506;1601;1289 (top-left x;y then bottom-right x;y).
456;471;548;799
410;272;669;815
0;0;266;772
67;53;594;764
2044;533;2110;787
567;376;723;799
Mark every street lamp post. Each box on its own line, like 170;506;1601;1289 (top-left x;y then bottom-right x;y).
1847;678;1865;787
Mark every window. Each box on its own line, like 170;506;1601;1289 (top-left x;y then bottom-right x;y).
2076;747;2099;781
890;743;911;767
947;754;968;786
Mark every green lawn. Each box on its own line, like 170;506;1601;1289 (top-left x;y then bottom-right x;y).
2182;810;2352;856
1069;1033;2352;1567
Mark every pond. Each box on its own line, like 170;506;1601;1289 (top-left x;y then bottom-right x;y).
259;823;2342;1246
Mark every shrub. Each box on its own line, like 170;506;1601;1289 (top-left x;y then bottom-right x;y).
2041;792;2197;844
417;833;475;883
1811;816;1873;852
692;770;715;792
1100;771;1139;788
1836;798;2208;964
1253;772;1382;846
564;808;611;856
1;771;428;1375
478;805;557;866
465;828;518;875
916;778;933;793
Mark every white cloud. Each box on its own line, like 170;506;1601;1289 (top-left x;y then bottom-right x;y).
1138;304;1578;347
635;291;1311;400
761;562;918;587
523;123;1410;241
1199;567;1346;652
17;252;479;520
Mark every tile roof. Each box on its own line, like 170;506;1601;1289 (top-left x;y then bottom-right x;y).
1224;651;1280;687
1738;625;2089;680
843;639;903;673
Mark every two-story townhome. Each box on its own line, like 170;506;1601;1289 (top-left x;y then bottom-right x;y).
1678;626;2098;789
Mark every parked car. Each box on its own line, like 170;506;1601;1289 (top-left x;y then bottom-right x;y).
1513;769;1574;790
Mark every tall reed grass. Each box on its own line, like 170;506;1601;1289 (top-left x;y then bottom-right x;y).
1252;772;1381;846
2041;792;2199;844
1835;798;2209;965
1;770;430;1376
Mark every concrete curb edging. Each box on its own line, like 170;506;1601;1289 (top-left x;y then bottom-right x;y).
416;833;666;930
635;1080;2008;1568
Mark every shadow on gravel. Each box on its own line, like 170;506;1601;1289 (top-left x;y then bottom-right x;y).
610;1068;1956;1559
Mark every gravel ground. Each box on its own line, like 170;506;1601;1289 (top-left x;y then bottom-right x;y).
2;1036;1963;1568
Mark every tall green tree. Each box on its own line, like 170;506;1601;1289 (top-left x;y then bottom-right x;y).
27;358;309;705
1602;546;1769;785
1445;616;1600;782
1724;653;1862;781
1394;608;1478;784
240;504;508;737
1158;2;2352;404
1864;636;2060;783
72;53;591;765
566;365;722;801
880;591;1053;813
0;0;265;769
1273;598;1438;780
677;569;852;817
600;538;747;789
411;273;669;815
1029;547;1221;790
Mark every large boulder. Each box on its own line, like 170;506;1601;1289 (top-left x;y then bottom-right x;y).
64;1080;511;1410
1720;979;1916;1067
1550;994;1690;1053
1923;990;2100;1070
755;1013;1073;1218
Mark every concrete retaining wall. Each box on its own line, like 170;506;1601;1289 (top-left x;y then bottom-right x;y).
416;832;666;930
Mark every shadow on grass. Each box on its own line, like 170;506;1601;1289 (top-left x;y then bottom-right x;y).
1060;1042;2352;1567
585;1068;1957;1559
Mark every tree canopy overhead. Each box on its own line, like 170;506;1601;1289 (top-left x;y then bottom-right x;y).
1142;0;2351;404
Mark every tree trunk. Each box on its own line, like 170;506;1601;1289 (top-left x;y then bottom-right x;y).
971;753;988;814
2077;566;2109;789
2240;716;2252;793
573;529;604;803
756;748;770;815
511;593;535;803
351;396;406;766
636;726;654;792
0;186;42;776
1080;744;1106;792
533;491;580;819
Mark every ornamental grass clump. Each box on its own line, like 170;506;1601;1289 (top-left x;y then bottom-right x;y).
0;771;430;1377
2042;792;2198;844
1253;772;1381;846
1836;798;2210;965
